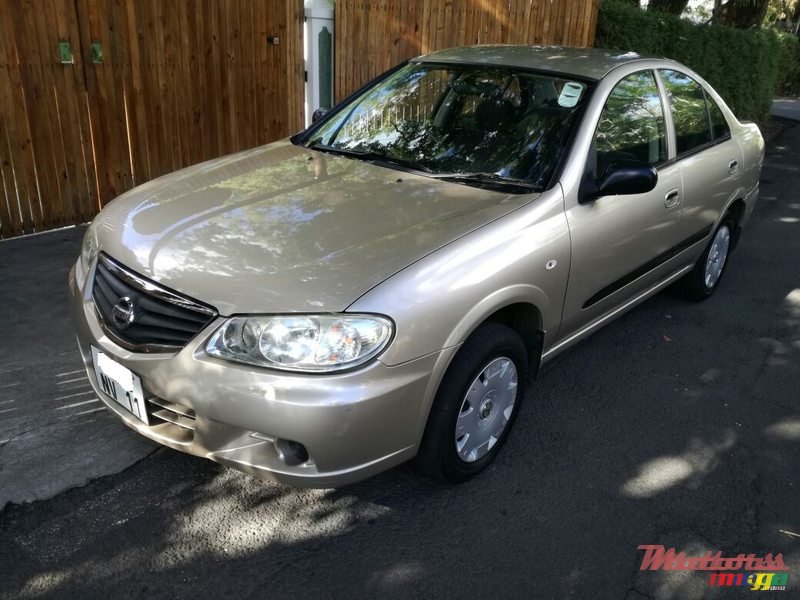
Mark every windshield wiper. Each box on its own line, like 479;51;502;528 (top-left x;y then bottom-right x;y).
305;143;539;192
305;142;433;173
430;172;540;192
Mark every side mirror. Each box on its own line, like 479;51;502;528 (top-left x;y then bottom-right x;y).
581;160;658;203
312;107;329;123
596;160;658;197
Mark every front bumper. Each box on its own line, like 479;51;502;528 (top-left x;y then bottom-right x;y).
69;263;451;487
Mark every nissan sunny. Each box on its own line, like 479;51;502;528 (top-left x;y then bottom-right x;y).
70;46;764;486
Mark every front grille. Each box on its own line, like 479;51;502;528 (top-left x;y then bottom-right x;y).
92;253;217;352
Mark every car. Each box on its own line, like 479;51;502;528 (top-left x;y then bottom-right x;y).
70;46;764;486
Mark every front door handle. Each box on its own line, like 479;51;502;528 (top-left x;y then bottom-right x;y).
665;188;680;209
728;159;739;175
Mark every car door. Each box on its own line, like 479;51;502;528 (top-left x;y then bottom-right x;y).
658;69;742;253
560;69;684;337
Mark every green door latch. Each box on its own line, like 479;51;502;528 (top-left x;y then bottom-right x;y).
58;41;73;64
91;42;103;64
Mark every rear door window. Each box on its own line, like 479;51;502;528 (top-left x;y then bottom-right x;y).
659;69;712;155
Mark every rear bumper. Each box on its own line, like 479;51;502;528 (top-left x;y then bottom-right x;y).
69;262;451;487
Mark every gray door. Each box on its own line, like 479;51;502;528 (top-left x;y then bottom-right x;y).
561;70;683;337
659;69;743;251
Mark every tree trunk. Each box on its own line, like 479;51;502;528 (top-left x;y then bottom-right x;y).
712;0;723;21
647;0;690;15
715;0;770;28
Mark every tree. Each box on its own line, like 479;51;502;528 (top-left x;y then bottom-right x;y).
714;0;771;28
763;0;798;28
790;0;800;23
648;0;691;14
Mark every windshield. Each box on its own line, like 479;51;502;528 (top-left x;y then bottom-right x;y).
301;62;592;191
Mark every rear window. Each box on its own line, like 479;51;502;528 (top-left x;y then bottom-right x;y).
659;69;712;155
705;93;731;141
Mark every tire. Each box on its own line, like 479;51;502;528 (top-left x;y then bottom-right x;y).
675;214;735;302
415;322;528;483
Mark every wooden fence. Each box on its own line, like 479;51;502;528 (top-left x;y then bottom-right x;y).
0;0;304;239
335;0;601;101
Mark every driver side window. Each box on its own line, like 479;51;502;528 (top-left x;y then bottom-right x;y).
594;71;667;177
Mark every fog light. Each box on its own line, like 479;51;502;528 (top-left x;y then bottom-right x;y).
274;438;309;466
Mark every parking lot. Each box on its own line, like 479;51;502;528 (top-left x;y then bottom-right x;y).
1;121;798;599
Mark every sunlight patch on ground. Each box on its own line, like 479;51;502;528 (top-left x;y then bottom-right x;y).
785;289;800;310
367;560;425;589
621;433;736;499
18;569;73;597
765;417;800;441
782;289;800;351
759;337;794;366
622;457;694;498
699;368;721;383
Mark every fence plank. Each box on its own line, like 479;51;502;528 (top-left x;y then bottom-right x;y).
40;5;74;227
0;6;39;234
0;94;22;238
0;29;26;238
335;0;599;100
286;0;304;133
59;0;99;219
16;0;62;230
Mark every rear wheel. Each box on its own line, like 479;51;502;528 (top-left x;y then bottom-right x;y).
675;214;734;301
416;322;528;483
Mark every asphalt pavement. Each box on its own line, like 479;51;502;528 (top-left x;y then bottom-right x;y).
1;122;799;600
0;230;156;508
772;97;800;121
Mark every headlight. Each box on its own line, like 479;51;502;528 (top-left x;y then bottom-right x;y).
206;314;393;372
76;221;99;287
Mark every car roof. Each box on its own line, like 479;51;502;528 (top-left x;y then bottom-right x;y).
413;45;662;81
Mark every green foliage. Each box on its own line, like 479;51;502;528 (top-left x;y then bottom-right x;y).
595;0;787;121
776;33;800;96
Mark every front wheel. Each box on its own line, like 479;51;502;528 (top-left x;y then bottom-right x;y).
415;322;528;483
675;215;734;301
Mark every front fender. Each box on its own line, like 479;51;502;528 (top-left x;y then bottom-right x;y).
442;284;549;349
348;187;570;367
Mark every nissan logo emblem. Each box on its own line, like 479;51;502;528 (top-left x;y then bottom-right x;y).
112;296;136;330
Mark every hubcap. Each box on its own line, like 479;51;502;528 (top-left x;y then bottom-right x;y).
704;225;731;289
454;357;518;463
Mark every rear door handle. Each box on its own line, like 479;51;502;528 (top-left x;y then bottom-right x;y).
665;188;680;209
728;159;739;175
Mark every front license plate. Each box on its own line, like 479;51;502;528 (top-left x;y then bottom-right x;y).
91;346;148;424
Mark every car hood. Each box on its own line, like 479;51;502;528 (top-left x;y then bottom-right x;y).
95;140;537;315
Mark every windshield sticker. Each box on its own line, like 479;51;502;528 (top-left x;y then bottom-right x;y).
558;82;584;108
